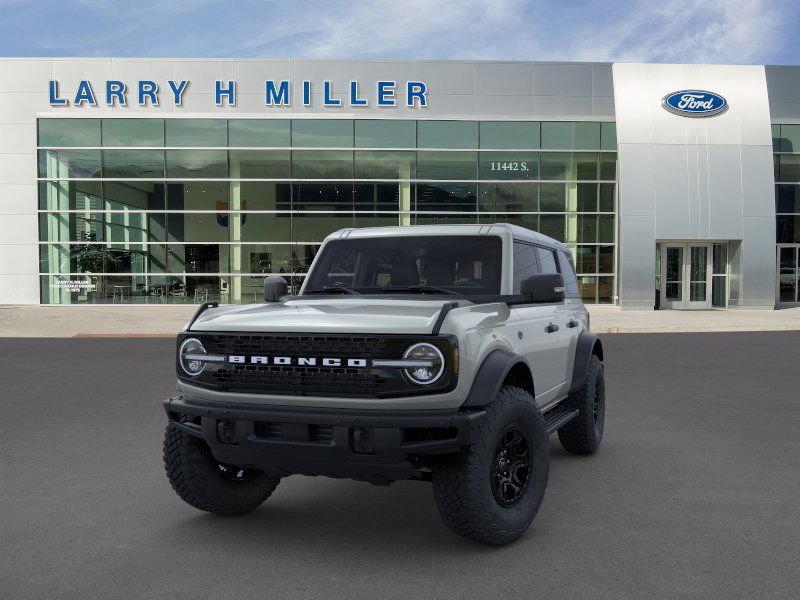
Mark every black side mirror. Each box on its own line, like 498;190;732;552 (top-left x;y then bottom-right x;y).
263;275;288;302
521;273;565;304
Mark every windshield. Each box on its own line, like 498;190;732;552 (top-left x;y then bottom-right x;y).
303;235;503;296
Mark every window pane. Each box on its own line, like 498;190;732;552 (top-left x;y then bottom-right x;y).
600;152;616;180
167;182;229;210
167;244;226;273
539;183;566;211
417;121;478;149
102;119;164;147
579;276;597;302
104;182;165;210
772;124;781;152
577;215;597;243
536;247;559;273
293;182;353;211
102;150;164;178
229;150;290;178
574;122;600;149
415;183;477;212
600;122;617;150
414;213;479;225
597;276;613;303
713;243;727;274
776;184;800;213
240;244;296;274
479;122;539;149
416;151;476;179
599;183;615;212
355;120;415;148
598;245;614;273
228;119;290;147
39;119;100;147
39;212;104;242
598;215;614;243
354;151;416;179
292;151;353;178
541;122;573;149
780;124;800;153
39;181;103;211
576;245;597;273
513;242;539;293
478;183;538;212
168;213;229;242
499;213;539;232
540;152;570;180
577;183;598;212
478;152;539;179
292;120;353;147
239;181;291;211
575;152;599;180
38;149;102;178
294;213;354;243
776;215;800;243
240;213;291;242
778;155;800;182
166;150;228;178
165;119;227;147
779;246;796;274
354;183;402;212
539;215;566;241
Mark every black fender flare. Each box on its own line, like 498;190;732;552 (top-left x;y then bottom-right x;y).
462;348;530;408
568;332;604;395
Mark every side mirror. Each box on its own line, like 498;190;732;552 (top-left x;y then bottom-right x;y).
263;275;288;302
521;273;565;304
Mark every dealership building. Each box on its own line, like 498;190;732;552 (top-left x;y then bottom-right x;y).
0;58;799;309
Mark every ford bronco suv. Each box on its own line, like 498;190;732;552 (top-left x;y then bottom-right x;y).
163;224;605;545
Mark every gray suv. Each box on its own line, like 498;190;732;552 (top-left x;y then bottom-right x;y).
163;224;605;545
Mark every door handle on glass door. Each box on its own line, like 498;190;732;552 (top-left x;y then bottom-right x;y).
545;322;559;333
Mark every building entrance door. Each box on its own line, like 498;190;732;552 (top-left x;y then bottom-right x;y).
660;243;712;309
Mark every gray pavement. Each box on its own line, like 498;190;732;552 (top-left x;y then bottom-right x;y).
1;332;799;599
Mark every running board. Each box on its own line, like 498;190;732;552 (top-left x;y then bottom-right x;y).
542;406;579;434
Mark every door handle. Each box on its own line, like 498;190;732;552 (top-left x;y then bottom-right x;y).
545;322;559;333
567;319;579;328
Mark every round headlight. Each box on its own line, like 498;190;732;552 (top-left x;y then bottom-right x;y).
179;337;207;377
403;343;445;386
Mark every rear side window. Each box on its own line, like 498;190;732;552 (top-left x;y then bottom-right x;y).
558;250;580;298
513;242;540;293
536;247;559;274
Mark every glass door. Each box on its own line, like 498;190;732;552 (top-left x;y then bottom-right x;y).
660;243;712;309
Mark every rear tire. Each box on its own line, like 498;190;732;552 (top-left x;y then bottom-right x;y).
432;386;549;546
558;354;605;455
163;422;280;516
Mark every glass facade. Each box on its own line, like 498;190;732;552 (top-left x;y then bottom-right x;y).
37;118;617;304
773;124;800;304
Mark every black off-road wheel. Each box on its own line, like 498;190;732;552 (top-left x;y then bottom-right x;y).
163;422;280;516
558;353;605;455
431;386;549;546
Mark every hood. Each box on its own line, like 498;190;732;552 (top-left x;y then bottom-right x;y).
189;297;462;335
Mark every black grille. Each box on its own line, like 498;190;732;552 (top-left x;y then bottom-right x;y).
180;333;457;398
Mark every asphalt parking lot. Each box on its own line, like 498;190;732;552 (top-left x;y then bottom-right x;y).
2;332;799;599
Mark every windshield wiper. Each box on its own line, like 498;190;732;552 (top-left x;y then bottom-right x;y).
381;285;461;296
304;286;360;295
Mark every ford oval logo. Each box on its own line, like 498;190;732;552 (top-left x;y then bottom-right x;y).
662;90;728;117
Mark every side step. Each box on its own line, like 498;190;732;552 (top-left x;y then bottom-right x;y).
542;405;579;434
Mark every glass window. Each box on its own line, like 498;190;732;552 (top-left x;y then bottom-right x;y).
165;119;227;147
167;213;229;243
776;184;800;213
167;182;229;211
292;120;353;147
539;215;566;241
167;244;226;273
577;183;598;212
558;250;580;297
239;244;295;274
354;183;402;212
577;215;597;243
540;152;571;180
239;212;291;242
600;152;616;180
413;213;479;226
598;245;614;273
39;181;103;211
536;246;559;274
599;183;615;212
38;149;102;178
293;213;355;243
39;212;105;242
293;182;354;212
513;242;539;293
415;183;477;212
576;245;597;273
39;119;100;147
772;124;781;152
104;182;165;211
598;215;614;243
229;150;290;178
597;276;613;303
417;121;478;149
780;125;800;153
573;122;601;150
579;276;597;303
303;235;502;295
238;181;291;211
479;122;539;149
539;183;566;211
416;151;476;179
600;122;617;151
713;243;727;274
292;150;353;179
500;213;539;232
575;152;599;180
102;150;165;178
777;215;799;243
228;119;290;147
778;155;800;182
354;151;415;179
355;120;415;148
478;152;539;179
102;119;164;147
541;122;573;150
165;150;228;178
478;183;538;212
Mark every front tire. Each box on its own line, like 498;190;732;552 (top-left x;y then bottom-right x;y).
558;354;605;455
432;386;549;546
163;423;280;516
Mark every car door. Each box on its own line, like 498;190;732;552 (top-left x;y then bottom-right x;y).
511;242;566;406
557;249;583;394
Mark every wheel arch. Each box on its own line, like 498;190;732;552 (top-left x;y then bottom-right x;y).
568;332;603;395
462;348;534;407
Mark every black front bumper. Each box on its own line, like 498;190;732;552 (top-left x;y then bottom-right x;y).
164;396;486;484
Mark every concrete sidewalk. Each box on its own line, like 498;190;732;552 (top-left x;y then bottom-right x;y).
2;303;800;337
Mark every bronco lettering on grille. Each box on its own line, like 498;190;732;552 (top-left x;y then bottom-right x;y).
227;355;369;367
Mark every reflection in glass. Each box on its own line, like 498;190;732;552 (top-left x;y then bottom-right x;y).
102;119;164;147
167;182;229;211
292;120;353;147
415;183;477;212
417;121;478;149
293;183;354;211
229;120;290;147
38;149;102;178
165;119;227;147
103;150;165;178
355;120;415;148
354;151;415;179
166;150;228;178
292;151;353;179
478;183;538;212
479;122;539;149
229;150;290;178
416;151;477;180
39;119;101;147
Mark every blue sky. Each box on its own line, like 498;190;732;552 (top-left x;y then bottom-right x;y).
1;0;798;64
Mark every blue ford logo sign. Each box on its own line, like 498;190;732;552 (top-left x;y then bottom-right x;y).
662;90;728;117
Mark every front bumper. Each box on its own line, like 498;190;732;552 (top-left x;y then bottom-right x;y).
164;395;486;484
